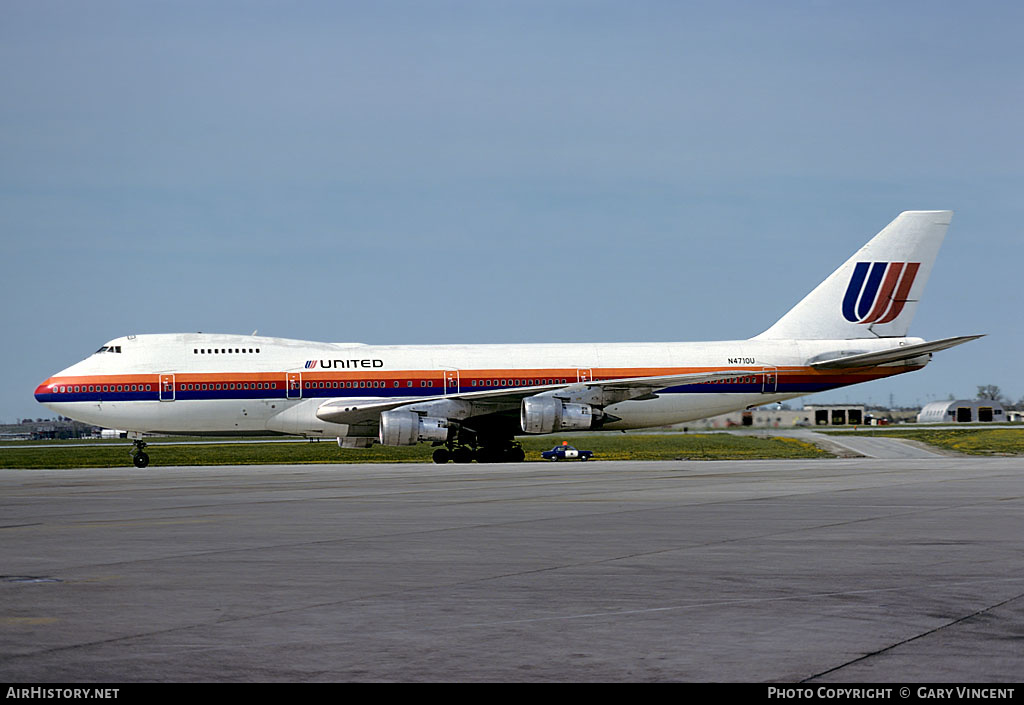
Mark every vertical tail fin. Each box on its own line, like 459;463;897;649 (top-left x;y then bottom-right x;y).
754;210;952;340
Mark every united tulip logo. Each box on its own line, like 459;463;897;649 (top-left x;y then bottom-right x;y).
842;262;920;324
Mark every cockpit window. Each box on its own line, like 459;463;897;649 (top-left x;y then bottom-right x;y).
94;345;122;354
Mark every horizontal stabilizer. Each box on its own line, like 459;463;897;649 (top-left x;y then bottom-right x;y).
809;335;983;370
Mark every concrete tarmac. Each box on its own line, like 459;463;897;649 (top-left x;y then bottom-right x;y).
2;457;1023;682
782;431;951;459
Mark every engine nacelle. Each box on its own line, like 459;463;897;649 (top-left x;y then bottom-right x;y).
378;410;449;446
520;396;596;434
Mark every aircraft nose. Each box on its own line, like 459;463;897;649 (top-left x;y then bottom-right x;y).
35;378;57;404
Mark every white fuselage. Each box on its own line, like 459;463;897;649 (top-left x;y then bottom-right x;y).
36;332;925;438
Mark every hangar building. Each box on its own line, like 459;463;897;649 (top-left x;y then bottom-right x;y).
917;399;1006;423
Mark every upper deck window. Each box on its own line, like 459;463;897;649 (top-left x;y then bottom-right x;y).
192;347;262;354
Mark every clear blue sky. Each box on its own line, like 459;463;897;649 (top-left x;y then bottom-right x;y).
2;1;1022;422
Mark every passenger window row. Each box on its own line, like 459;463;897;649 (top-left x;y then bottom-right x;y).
181;383;273;390
302;380;435;389
56;384;151;393
471;379;567;386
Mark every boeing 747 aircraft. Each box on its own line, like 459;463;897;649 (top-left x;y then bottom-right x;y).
35;211;980;466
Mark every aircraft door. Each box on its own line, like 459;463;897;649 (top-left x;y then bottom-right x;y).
761;366;778;393
443;369;460;395
577;368;593;383
159;374;175;401
286;372;302;399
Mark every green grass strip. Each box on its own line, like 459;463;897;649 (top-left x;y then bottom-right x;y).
821;428;1024;456
0;433;829;469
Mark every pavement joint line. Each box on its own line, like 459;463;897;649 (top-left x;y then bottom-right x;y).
799;588;1024;683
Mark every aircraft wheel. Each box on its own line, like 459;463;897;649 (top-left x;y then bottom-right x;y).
432;448;451;464
506;446;526;463
475;447;499;464
452;447;474;464
133;452;150;468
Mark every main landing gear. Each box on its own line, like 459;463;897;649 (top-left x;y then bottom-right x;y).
130;439;150;468
432;441;526;464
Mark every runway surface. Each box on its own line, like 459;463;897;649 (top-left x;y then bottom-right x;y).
2;457;1023;682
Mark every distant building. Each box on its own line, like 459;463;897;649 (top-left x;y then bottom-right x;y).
671;404;876;429
803;405;869;426
917;400;1006;424
0;419;99;440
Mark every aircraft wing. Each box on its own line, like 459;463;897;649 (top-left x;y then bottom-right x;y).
315;369;752;426
809;335;983;370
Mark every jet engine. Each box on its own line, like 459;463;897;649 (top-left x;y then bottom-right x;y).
520;396;596;434
378;410;450;446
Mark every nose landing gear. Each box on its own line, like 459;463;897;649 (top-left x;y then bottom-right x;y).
130;439;150;468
